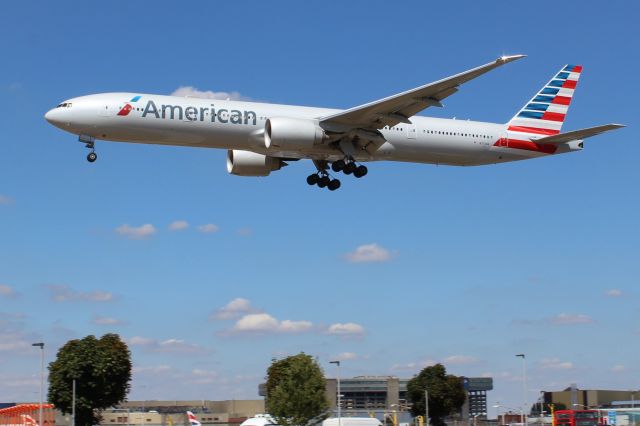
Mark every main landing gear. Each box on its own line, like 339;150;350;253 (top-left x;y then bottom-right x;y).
306;157;369;191
306;171;341;191
331;158;368;178
308;160;341;191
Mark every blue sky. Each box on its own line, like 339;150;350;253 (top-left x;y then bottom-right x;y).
0;0;638;416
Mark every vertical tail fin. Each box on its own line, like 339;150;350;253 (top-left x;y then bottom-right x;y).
507;65;583;137
187;412;202;426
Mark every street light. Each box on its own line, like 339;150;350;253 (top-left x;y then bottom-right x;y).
329;361;341;426
32;343;44;426
473;413;486;426
516;354;527;426
572;404;592;409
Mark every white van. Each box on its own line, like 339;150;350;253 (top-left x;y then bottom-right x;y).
240;414;278;426
322;418;383;426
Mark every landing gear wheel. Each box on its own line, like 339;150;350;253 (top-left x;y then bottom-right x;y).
331;160;346;172
306;174;319;185
317;175;330;188
328;179;341;191
354;165;368;178
344;162;356;175
87;152;97;163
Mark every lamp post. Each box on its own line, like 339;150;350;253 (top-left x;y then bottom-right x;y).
516;354;527;426
473;413;486;426
72;379;76;426
330;361;341;426
32;343;44;426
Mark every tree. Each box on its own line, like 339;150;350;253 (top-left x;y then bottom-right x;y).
406;364;467;426
48;334;132;426
265;353;329;426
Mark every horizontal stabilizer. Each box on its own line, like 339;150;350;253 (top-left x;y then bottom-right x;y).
534;124;625;145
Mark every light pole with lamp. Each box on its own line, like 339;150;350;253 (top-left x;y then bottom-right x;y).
473;413;486;426
32;343;45;426
516;354;528;426
494;404;502;426
329;361;341;426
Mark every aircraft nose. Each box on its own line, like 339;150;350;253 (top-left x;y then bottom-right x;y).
44;108;65;127
44;108;57;124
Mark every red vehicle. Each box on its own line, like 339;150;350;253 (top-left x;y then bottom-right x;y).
554;410;603;426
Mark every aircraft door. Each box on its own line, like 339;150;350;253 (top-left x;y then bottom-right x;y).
498;129;508;147
406;123;417;139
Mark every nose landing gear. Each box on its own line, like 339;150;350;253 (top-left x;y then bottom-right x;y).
79;135;97;163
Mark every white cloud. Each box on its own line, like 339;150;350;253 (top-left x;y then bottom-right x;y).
230;313;313;335
0;333;31;352
326;322;365;336
540;358;574;370
0;284;18;298
115;224;157;239
391;359;437;372
171;86;251;101
47;285;114;303
334;352;359;361
0;195;13;205
610;364;626;373
211;297;255;320
128;336;206;354
92;316;126;326
605;289;623;297
237;228;253;236
344;243;393;263
443;355;478;365
197;224;219;234
279;319;314;333
549;313;593;325
189;369;219;384
168;220;189;231
133;364;173;374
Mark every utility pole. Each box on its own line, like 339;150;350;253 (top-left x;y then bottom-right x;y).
32;343;45;426
425;390;429;426
516;354;527;426
330;361;342;426
72;379;76;426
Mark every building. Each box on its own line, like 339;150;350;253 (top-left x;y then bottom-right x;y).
260;375;493;419
49;400;265;426
539;385;638;411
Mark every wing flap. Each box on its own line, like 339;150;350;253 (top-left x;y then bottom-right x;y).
534;124;625;145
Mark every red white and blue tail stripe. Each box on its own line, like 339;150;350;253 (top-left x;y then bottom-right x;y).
187;412;201;426
507;64;582;137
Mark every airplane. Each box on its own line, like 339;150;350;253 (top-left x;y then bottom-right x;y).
186;411;201;426
44;55;624;191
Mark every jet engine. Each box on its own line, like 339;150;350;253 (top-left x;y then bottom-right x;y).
226;150;285;177
264;117;325;150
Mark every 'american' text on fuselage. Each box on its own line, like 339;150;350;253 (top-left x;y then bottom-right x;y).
141;100;257;125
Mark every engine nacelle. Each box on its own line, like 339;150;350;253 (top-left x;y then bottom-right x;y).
264;117;325;150
226;150;284;177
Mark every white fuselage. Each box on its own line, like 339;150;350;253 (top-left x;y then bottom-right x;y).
44;92;575;166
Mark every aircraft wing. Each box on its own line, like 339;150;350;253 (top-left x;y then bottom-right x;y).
534;124;625;145
319;55;526;130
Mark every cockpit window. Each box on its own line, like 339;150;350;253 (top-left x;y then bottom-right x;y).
56;102;72;108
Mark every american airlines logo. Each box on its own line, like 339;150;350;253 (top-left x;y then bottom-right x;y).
117;95;141;116
131;99;257;125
